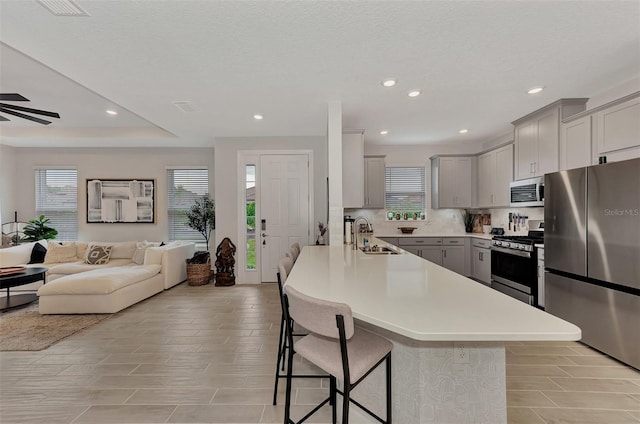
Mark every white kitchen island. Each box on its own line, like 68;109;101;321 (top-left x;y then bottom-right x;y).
285;241;581;424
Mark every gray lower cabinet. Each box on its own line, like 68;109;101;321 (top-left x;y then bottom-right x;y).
442;246;465;275
471;239;491;285
395;237;467;275
421;246;445;265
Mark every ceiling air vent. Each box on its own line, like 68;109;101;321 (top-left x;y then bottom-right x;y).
37;0;89;17
172;101;197;113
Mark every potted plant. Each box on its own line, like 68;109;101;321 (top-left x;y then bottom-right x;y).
21;215;58;242
462;209;476;233
186;195;215;250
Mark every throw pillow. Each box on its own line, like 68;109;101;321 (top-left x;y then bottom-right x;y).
28;243;47;264
75;242;89;260
44;242;78;264
85;245;112;265
132;241;151;265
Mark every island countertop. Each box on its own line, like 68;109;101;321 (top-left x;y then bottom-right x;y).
285;241;580;342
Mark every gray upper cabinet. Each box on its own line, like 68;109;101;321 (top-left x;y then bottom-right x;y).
342;130;364;208
560;114;592;171
431;156;474;208
364;156;385;208
594;93;640;159
513;99;588;180
559;92;640;169
476;144;513;208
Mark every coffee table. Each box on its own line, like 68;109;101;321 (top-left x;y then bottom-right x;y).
0;267;48;311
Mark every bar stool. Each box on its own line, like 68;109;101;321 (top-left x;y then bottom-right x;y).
285;247;298;263
272;257;323;405
283;285;392;424
292;242;301;256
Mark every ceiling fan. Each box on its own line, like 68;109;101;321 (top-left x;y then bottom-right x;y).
0;93;60;125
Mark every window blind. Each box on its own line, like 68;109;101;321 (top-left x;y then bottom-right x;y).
385;167;426;212
167;169;209;241
35;169;78;241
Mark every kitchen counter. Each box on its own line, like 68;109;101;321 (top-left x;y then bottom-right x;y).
288;241;578;341
285;239;580;423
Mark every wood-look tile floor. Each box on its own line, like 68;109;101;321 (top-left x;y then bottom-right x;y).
1;283;639;424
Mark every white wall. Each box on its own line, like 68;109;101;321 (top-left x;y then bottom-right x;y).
7;147;214;242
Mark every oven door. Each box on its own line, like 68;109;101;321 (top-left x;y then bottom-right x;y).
491;246;537;304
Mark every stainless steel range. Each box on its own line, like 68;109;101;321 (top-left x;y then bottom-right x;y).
491;225;543;306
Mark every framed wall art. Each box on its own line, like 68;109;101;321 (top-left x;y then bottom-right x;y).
86;179;155;223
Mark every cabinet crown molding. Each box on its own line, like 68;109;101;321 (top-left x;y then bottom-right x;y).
511;98;589;126
562;91;640;123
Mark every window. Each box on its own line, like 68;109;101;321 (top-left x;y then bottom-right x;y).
35;168;78;241
385;167;426;219
245;165;256;270
167;169;209;242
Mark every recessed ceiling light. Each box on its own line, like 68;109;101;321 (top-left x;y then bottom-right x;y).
381;79;397;88
408;90;422;97
527;87;544;94
380;130;389;135
459;129;469;134
106;110;118;115
253;114;263;120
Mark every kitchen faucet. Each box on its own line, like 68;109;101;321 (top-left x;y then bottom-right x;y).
353;216;372;251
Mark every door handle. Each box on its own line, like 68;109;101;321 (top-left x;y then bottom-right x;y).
443;249;447;258
262;233;267;237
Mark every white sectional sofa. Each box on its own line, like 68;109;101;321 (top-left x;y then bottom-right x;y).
0;240;195;314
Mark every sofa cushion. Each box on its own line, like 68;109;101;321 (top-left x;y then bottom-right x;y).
44;242;78;264
48;259;134;276
90;241;137;260
0;241;46;267
132;241;151;265
85;245;112;265
28;243;47;264
38;264;162;296
75;242;89;260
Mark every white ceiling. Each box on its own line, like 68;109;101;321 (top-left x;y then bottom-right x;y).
0;0;639;148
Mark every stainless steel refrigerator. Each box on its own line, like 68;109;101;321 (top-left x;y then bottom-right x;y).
545;157;640;369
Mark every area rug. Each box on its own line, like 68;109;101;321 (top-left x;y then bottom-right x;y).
0;304;110;351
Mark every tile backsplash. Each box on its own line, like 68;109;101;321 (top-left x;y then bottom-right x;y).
344;207;544;236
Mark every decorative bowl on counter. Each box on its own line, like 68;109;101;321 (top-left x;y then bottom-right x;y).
398;227;417;234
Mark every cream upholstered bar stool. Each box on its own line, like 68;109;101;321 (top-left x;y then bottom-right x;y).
283;285;392;424
285;247;298;263
272;257;323;405
292;242;301;256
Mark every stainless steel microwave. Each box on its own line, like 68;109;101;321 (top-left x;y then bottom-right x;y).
509;177;544;207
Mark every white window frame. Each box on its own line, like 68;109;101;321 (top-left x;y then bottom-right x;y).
166;167;210;244
34;167;78;241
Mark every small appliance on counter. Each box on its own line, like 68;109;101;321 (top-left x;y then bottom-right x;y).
344;215;354;245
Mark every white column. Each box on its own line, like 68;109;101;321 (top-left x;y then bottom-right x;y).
327;101;343;246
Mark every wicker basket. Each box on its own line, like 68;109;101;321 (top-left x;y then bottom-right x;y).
186;258;211;286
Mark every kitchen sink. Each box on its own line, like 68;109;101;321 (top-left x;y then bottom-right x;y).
359;246;400;255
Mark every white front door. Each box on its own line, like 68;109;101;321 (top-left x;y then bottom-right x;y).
260;154;310;282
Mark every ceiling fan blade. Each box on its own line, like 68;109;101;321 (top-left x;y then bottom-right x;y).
0;115;9;121
0;103;60;118
0;93;29;102
0;107;52;125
